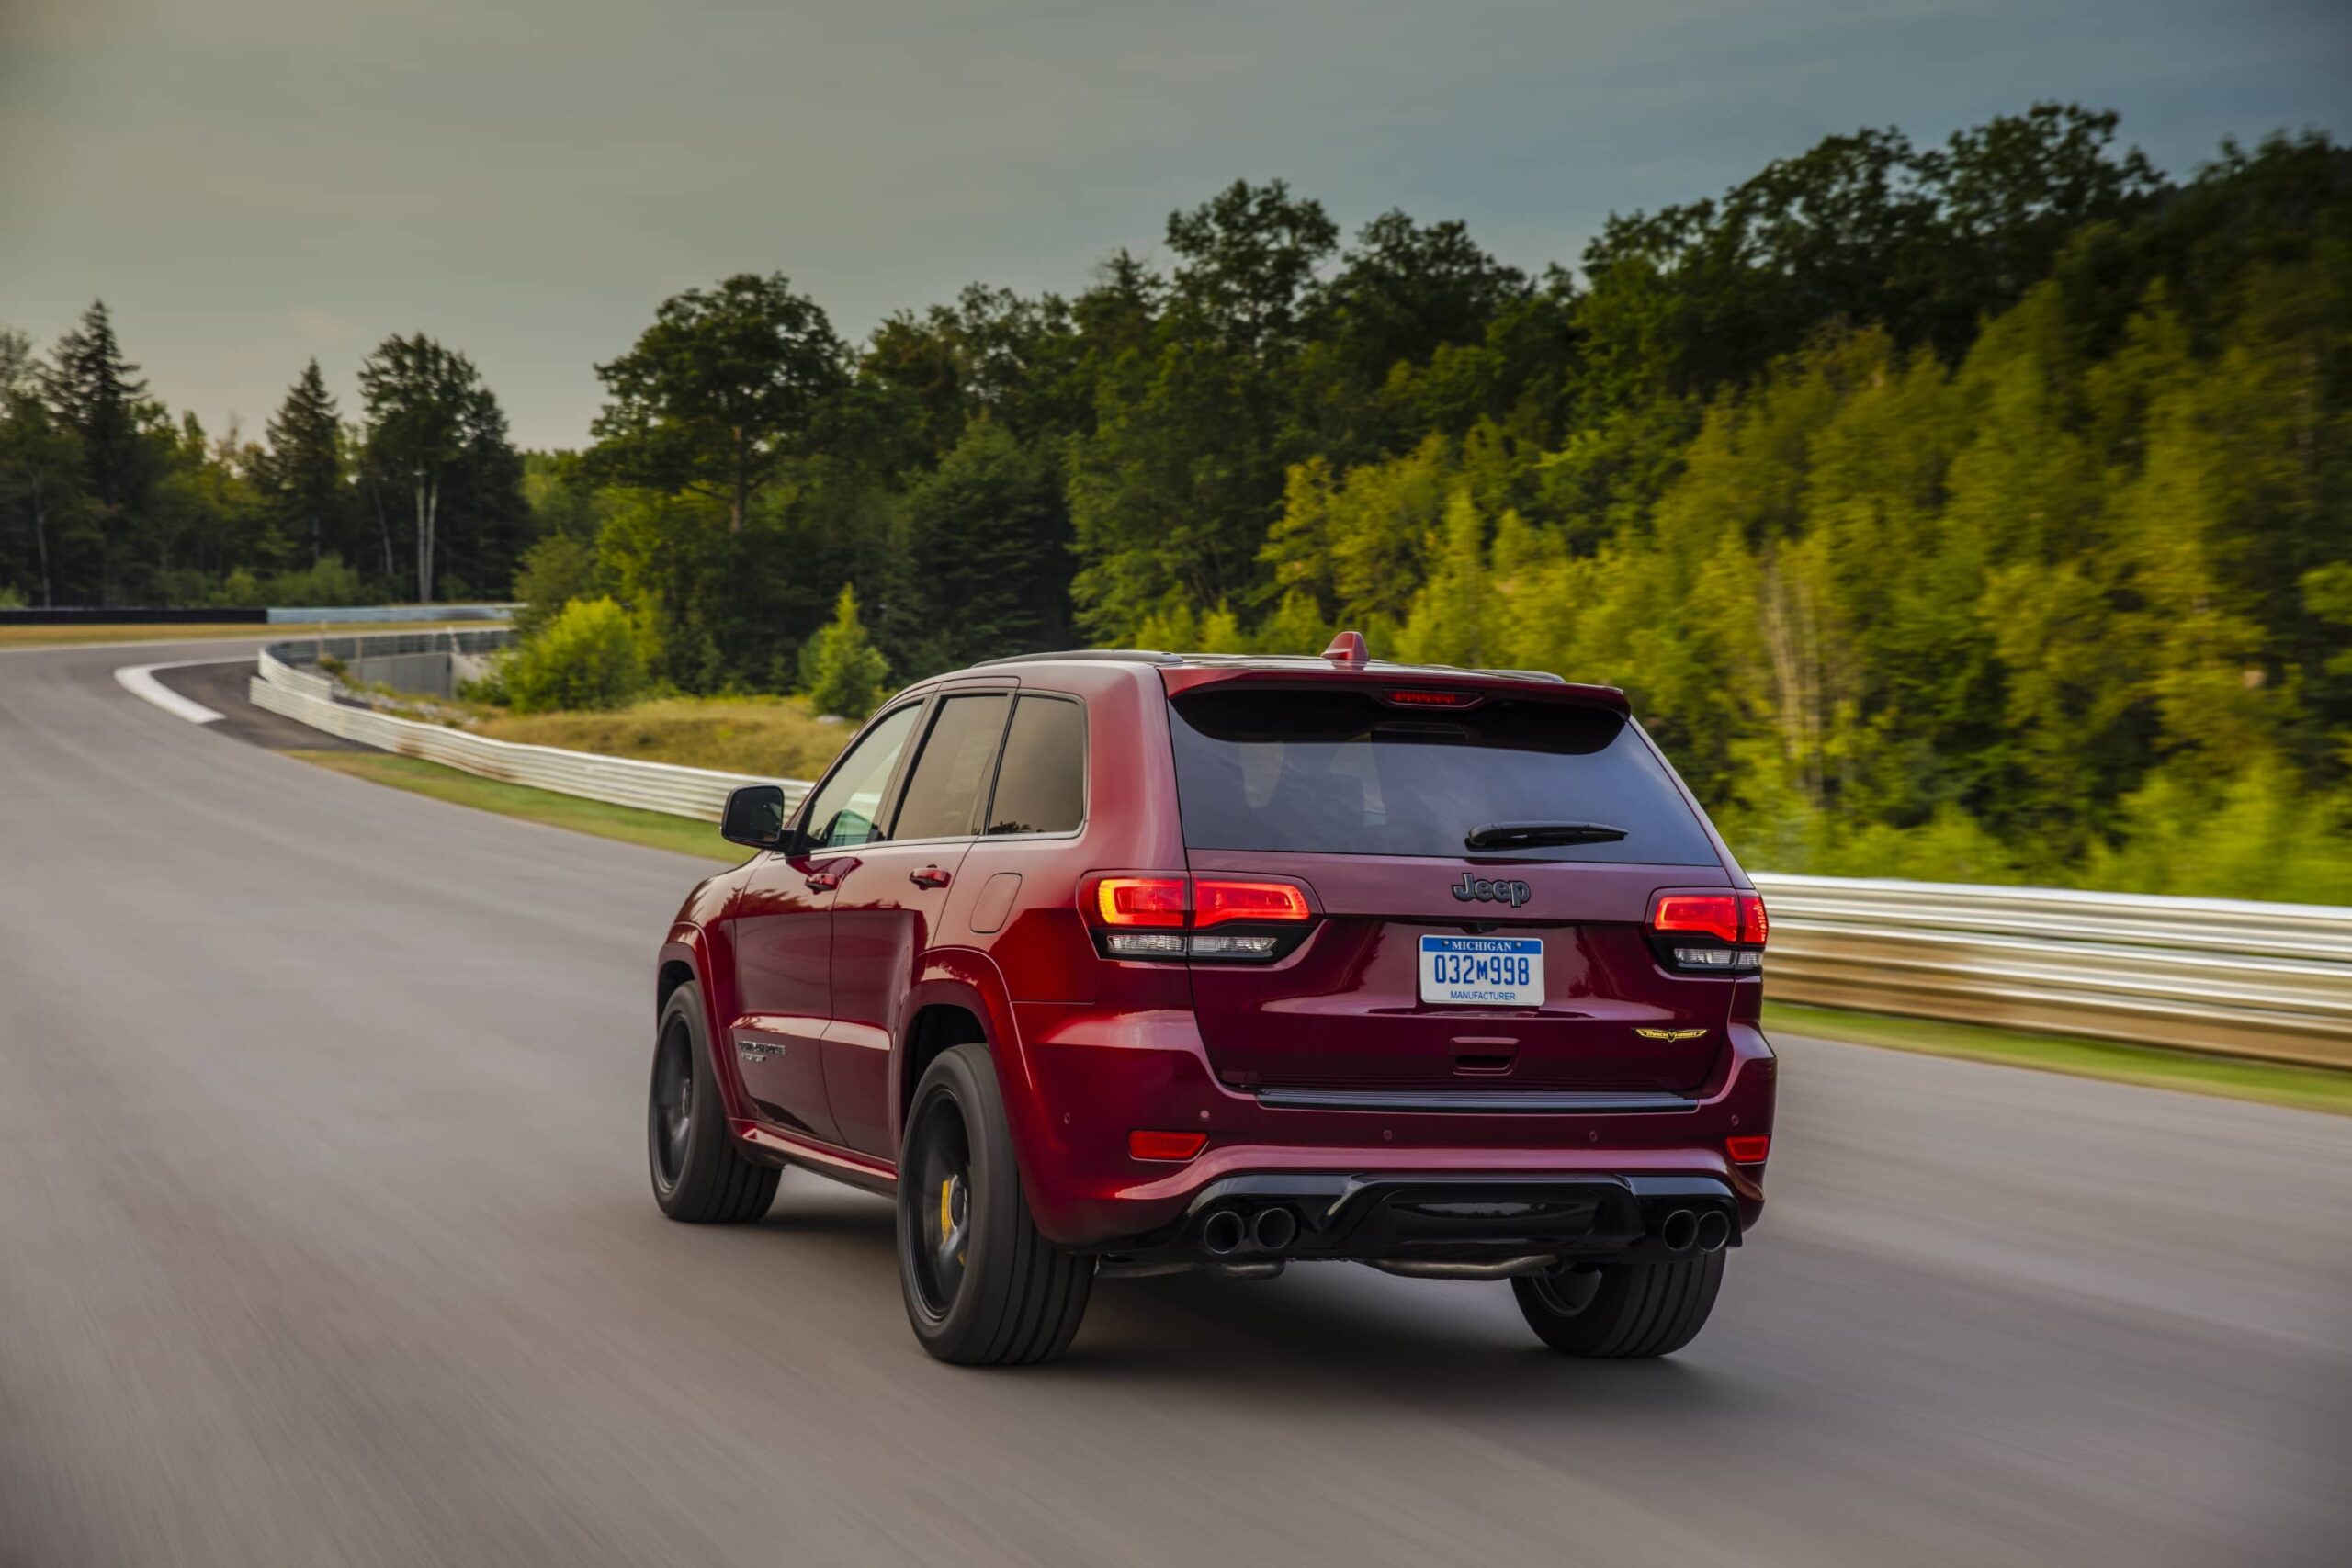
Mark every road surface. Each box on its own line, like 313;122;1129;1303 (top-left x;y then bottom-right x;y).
2;638;2345;1566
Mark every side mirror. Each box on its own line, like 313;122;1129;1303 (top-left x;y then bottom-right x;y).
719;784;788;851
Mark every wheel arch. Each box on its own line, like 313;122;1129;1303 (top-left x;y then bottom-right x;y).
897;953;1028;1160
659;928;757;1126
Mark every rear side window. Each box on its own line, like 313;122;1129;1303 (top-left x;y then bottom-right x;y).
1167;687;1719;864
983;695;1085;835
892;694;1012;840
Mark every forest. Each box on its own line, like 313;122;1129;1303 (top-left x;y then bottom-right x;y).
4;105;2347;897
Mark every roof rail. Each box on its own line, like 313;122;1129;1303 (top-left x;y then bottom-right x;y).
971;649;1185;669
968;647;1573;684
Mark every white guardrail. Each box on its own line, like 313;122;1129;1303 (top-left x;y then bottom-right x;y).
253;634;2351;1069
250;633;812;823
1751;874;2352;1069
266;604;515;624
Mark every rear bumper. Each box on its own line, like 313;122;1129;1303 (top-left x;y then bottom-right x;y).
1100;1170;1743;1265
1000;1008;1777;1251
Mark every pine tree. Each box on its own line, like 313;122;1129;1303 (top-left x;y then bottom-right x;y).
258;360;345;569
44;300;150;602
803;583;890;719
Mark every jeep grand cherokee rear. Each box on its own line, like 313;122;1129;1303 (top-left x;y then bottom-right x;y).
648;637;1776;1365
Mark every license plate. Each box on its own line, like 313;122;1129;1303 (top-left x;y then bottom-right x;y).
1419;935;1544;1008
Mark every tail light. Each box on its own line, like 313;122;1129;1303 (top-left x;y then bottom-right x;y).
1646;889;1767;975
1084;874;1314;962
1096;878;1187;927
1725;1134;1771;1165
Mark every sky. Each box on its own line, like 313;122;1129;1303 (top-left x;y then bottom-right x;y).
3;0;2346;451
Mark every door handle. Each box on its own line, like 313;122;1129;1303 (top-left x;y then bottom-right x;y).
909;865;951;889
804;871;842;892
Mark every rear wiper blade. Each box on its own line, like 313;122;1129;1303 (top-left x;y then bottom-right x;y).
1464;820;1629;850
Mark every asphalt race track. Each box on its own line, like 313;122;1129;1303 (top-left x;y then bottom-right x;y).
3;639;2346;1566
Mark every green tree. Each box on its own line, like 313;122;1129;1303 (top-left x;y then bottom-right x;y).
1164;179;1339;353
592;274;849;533
510;533;601;640
1577;104;2161;401
504;596;647;713
357;334;520;603
0;328;85;605
255;360;346;569
900;419;1072;671
44;300;153;602
802;583;890;718
1069;183;1342;637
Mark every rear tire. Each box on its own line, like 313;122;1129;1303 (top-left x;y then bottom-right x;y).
648;981;780;1224
1510;1254;1723;1358
898;1044;1092;1365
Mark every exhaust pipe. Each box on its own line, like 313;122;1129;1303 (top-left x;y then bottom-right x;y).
1364;1256;1558;1281
1659;1209;1699;1253
1098;1258;1288;1280
1250;1206;1299;1253
1200;1208;1247;1256
1695;1210;1732;1253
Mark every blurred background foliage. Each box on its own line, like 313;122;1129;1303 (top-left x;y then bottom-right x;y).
6;106;2346;898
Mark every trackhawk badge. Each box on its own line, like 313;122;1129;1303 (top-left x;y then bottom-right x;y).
1634;1027;1708;1043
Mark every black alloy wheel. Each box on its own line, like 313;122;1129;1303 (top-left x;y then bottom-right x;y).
650;1016;694;1192
647;981;780;1224
907;1092;974;1321
896;1044;1092;1365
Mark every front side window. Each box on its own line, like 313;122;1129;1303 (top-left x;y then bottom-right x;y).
984;695;1085;835
891;694;1012;840
802;704;922;849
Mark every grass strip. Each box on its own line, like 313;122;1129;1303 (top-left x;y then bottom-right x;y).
286;749;734;863
1765;1000;2351;1117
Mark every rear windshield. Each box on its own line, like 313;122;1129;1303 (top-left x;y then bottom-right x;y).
1167;687;1720;864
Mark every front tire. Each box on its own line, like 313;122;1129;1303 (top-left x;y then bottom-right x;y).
898;1044;1091;1365
1510;1254;1724;1358
648;981;780;1224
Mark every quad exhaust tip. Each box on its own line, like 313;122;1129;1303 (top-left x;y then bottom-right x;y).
1201;1209;1247;1256
1250;1205;1299;1253
1658;1208;1732;1254
1201;1205;1299;1256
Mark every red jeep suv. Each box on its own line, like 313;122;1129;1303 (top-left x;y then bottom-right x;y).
647;635;1775;1365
